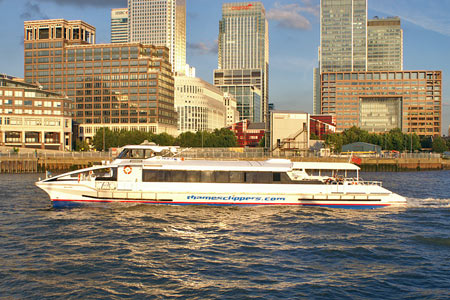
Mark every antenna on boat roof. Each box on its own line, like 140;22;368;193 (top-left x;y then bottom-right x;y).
140;140;157;146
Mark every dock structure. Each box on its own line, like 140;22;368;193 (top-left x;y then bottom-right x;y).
0;156;108;174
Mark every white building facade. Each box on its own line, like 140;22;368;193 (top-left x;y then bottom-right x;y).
0;76;72;151
175;76;228;134
270;111;310;154
223;92;239;126
127;0;186;75
111;8;129;44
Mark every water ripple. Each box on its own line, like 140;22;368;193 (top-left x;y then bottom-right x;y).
0;172;450;299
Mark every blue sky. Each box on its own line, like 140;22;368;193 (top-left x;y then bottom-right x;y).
0;0;449;135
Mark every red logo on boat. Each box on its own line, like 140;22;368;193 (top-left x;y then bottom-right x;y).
123;166;132;174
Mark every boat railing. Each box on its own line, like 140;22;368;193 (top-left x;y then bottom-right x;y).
356;180;382;187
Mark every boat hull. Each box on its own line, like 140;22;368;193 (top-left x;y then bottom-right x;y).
37;181;406;209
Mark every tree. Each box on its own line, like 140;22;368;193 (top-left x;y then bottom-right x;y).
324;132;344;153
175;132;197;147
75;139;90;152
432;136;448;153
153;132;175;146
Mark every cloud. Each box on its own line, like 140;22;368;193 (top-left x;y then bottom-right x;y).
21;1;49;20
371;0;450;37
267;1;319;31
187;41;218;55
38;0;126;7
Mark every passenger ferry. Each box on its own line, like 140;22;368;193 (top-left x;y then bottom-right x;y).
35;145;407;209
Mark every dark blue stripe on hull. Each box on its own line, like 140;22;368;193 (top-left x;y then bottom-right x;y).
52;200;390;209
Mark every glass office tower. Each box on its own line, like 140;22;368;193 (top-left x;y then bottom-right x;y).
214;2;269;123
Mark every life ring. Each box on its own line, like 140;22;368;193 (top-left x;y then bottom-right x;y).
123;166;132;175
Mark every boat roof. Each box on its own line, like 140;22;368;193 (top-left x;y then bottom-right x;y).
138;158;293;172
292;162;360;171
121;145;179;152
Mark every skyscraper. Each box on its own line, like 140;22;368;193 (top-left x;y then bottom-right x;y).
320;0;367;73
111;8;128;44
127;0;186;75
214;2;269;123
367;17;403;71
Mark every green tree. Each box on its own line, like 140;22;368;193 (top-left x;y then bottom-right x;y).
432;136;448;153
152;132;175;146
175;131;197;147
75;139;90;152
324;132;344;153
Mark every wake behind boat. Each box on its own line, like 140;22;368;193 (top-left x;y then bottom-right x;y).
35;145;407;209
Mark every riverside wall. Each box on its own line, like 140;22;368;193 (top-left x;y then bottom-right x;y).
0;155;449;173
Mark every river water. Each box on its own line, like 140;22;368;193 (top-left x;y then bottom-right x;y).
0;171;449;299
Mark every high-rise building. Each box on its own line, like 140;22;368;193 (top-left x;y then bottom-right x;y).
367;17;403;71
127;0;186;75
24;19;177;140
214;2;269;123
320;0;367;73
111;8;128;44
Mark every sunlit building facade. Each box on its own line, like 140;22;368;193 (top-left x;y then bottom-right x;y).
174;76;227;133
367;17;403;71
215;2;269;123
320;70;442;136
111;8;129;44
24;19;177;140
320;0;367;73
0;75;72;150
127;0;186;75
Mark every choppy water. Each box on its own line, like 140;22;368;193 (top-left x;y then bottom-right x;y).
0;171;449;299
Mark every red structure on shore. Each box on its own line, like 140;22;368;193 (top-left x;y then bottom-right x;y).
229;120;265;147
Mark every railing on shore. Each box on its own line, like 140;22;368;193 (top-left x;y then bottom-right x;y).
0;146;447;173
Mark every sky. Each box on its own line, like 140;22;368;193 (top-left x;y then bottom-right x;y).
0;0;449;135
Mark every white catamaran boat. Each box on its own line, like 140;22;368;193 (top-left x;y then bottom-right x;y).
35;145;407;209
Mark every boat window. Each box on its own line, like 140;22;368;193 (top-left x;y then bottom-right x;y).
230;171;244;183
143;170;158;182
168;170;187;182
215;171;230;183
201;171;214;183
117;149;131;159
141;170;296;184
186;171;201;182
95;167;117;181
244;172;256;183
273;173;281;182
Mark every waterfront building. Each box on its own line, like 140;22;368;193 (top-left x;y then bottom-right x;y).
0;75;72;150
320;70;442;136
214;2;269;123
367;17;403;71
270;111;310;154
229;119;265;147
111;8;129;44
223;92;239;126
174;76;227;134
127;0;186;75
24;19;177;141
310;115;336;139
